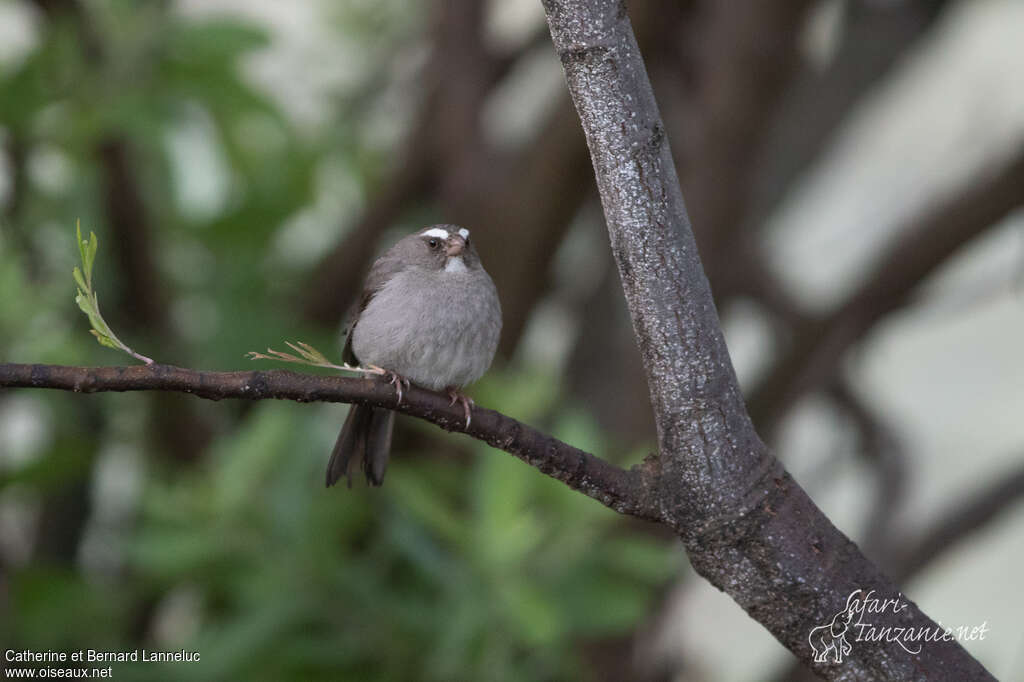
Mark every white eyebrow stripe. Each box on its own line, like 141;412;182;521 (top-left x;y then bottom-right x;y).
458;228;469;239
422;228;450;239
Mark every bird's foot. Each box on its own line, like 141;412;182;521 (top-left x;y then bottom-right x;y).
369;366;410;404
446;387;474;429
388;372;411;404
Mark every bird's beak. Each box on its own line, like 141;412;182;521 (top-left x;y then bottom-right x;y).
445;235;466;257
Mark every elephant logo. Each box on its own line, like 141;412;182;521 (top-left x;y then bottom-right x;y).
808;591;862;664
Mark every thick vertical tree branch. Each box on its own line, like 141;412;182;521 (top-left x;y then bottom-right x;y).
541;1;993;678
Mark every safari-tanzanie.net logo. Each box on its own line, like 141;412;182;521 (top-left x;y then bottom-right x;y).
808;590;989;664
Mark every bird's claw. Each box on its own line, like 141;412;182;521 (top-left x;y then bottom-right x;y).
384;370;410;404
447;388;474;429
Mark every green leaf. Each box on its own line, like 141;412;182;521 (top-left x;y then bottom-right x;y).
90;330;120;349
167;20;269;63
71;226;149;361
84;306;106;334
86;231;98;283
74;290;93;316
75;221;89;285
72;266;87;292
75;221;100;290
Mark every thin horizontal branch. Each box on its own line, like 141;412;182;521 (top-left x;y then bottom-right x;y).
0;362;657;521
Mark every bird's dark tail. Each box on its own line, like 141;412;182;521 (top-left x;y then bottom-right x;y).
326;405;394;487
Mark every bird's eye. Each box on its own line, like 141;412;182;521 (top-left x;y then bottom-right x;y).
427;238;439;249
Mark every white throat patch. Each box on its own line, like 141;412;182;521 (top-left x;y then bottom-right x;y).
445;257;468;273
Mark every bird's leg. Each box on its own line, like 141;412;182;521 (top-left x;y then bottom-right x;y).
446;387;474;429
368;365;410;404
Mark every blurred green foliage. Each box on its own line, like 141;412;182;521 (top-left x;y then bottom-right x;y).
6;375;677;681
0;2;677;680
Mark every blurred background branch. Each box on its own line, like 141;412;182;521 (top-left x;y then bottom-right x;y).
749;145;1024;436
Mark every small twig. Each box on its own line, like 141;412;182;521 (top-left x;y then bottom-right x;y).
73;221;154;365
246;341;385;377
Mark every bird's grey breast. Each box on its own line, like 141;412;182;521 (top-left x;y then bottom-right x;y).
351;267;501;390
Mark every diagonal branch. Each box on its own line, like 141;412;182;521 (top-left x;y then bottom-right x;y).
751;0;953;223
0;362;657;521
777;456;1024;682
542;1;993;678
889;459;1024;584
749;145;1024;433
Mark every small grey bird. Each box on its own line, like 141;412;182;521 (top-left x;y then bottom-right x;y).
326;225;502;487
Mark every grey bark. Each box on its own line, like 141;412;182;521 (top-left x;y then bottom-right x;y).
541;1;993;679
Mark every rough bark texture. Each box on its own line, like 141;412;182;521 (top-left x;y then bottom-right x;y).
540;1;993;679
0;362;655;521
